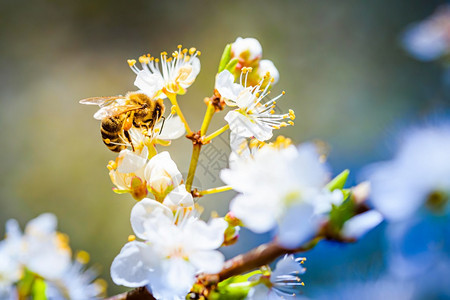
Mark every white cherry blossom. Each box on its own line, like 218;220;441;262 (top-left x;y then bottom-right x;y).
111;199;227;299
215;69;295;141
129;45;201;97
247;255;306;300
221;140;342;248
366;125;450;221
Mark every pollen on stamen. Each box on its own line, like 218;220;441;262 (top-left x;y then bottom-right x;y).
280;122;288;127
127;59;136;67
128;235;136;242
155;58;160;63
189;47;196;55
270;109;275;114
196;50;201;56
288;121;294;126
177;44;182;49
107;160;116;171
76;250;90;264
282;91;286;95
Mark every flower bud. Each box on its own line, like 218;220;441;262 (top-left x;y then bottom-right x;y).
144;151;183;200
231;37;263;66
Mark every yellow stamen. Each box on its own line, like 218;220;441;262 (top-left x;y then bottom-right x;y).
288;121;294;126
127;59;136;66
189;47;196;55
128;234;136;242
270;110;275;114
196;50;201;56
282;91;286;95
76;250;90;264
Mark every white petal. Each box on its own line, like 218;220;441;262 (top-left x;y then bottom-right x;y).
277;204;320;249
25;213;57;236
163;185;194;209
5;219;22;241
156;116;185;140
117;150;147;174
189;250;225;273
272;255;305;280
134;71;164;98
225;111;273;141
110;241;155;287
259;60;279;84
186;218;228;250
215;70;244;104
235;88;255;109
342;210;383;239
230;194;277;233
149;258;195;299
130;199;173;239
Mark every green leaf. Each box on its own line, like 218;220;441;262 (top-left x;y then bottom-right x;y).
210;270;263;300
218;44;232;73
329;196;355;230
31;278;47;300
326;169;350;191
225;58;239;73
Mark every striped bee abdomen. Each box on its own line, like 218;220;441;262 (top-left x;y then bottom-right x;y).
100;116;127;152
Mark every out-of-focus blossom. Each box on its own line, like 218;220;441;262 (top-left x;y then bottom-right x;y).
111;199;227;299
366;125;450;222
258;59;279;84
247;255;306;300
0;214;103;299
221;138;342;248
341;210;383;239
21;213;72;280
46;253;106;299
0;220;22;297
129;45;201;97
402;5;450;61
215;69;294;142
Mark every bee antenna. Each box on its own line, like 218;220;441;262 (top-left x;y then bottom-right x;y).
159;116;166;135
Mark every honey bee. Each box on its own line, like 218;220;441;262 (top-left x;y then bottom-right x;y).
80;92;165;152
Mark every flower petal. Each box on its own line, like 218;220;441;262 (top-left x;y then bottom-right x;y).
110;241;155;287
225;111;273;141
163;185;194;209
342;210;383;239
189;250;225;273
215;70;244;104
156;116;185;140
130;198;173;239
277;203;320;249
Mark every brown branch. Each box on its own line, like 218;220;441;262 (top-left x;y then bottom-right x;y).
105;287;155;300
197;237;322;288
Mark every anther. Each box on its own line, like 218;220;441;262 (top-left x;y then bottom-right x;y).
189;47;196;55
128;235;136;242
127;59;136;66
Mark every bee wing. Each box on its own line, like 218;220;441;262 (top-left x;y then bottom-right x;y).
79;96;124;107
93;104;144;120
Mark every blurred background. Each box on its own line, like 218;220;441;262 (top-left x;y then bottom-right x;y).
0;0;448;296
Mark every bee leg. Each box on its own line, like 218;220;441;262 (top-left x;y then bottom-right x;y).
159;116;166;135
124;130;135;152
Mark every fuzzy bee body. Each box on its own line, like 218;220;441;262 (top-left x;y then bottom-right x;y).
80;92;165;152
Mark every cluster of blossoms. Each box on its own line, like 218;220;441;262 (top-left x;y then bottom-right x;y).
0;213;105;299
78;37;385;299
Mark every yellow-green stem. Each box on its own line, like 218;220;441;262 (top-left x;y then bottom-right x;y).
203;124;230;143
185;143;202;192
200;103;216;136
167;94;192;135
198;185;232;196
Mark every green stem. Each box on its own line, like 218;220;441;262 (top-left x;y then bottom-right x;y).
198;185;232;196
167;93;192;135
185;143;202;192
200;103;216;136
203;124;230;143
